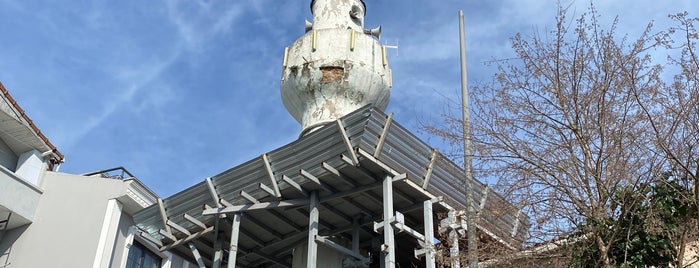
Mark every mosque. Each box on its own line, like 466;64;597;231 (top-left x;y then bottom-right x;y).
0;1;527;267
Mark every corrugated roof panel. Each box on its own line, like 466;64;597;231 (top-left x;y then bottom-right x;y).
132;105;530;265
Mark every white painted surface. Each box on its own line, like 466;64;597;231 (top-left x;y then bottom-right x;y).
93;199;123;268
311;0;365;31
0;137;17;171
282;0;391;134
15;149;45;185
0;164;41;228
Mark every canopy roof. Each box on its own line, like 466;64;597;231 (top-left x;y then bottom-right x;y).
133;105;528;267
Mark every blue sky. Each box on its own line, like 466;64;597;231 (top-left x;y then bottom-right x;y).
0;0;695;197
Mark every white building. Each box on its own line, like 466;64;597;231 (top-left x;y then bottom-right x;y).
0;82;197;268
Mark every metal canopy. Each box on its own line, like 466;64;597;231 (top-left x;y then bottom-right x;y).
133;106;528;267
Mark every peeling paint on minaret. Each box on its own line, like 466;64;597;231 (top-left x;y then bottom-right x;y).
281;0;391;135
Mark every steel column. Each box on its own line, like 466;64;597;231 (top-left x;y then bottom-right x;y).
227;213;241;268
382;175;396;268
188;242;206;268
424;201;436;268
352;217;360;255
449;211;461;268
307;191;320;268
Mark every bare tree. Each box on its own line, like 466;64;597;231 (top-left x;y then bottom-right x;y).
428;4;673;267
632;12;699;267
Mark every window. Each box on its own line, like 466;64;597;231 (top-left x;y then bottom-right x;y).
125;241;162;268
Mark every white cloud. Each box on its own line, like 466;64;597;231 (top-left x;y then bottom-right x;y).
163;0;245;51
62;49;183;149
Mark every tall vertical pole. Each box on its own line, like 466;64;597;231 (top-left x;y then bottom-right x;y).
459;10;478;267
307;191;320;268
227;213;241;268
382;175;396;268
423;201;436;268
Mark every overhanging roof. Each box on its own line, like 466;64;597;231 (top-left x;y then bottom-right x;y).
0;81;64;162
133;105;528;267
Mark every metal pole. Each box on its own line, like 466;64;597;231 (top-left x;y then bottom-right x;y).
383;175;396;268
423;201;436;268
459;10;478;267
227;213;241;268
307;191;320;268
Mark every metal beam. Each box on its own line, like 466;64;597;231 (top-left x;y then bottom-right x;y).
227;214;241;268
188;242;207;268
240;190;305;233
323;161;385;205
422;149;439;189
138;231;163;247
262;154;282;198
282;175;307;195
374;113;394;158
241;213;284;239
206;177;222;208
160;226;215;251
337;119;359;165
184;214;207;230
158;229;177;242
259;183;277;197
340;154;355;166
167;220;192;236
511;209;522;237
321;162;340;177
307;191;320;268
157;198;172;234
240;190;259;204
477;186;489;217
203;199;309;215
315;236;368;262
393;222;425;242
209;174;404;216
300;169;321;185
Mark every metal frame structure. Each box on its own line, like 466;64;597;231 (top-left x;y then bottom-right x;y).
133;106;528;267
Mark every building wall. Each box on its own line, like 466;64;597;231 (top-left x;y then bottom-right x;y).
4;171;127;268
0;137;17;171
2;171;193;268
109;212;136;268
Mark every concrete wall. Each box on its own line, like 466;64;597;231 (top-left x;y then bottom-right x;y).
0;137;17;171
0;164;42;227
2;171;193;268
15;149;46;185
108;212;135;268
4;171;127;268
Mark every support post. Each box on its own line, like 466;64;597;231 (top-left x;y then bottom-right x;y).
449;211;461;268
227;213;241;268
382;175;396;268
307;191;320;268
188;242;206;268
459;9;478;267
423;201;436;268
213;217;222;268
352;216;360;255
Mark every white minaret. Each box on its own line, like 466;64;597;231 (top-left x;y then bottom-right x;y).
281;0;391;135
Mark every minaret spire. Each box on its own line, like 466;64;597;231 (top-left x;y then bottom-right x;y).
281;0;391;135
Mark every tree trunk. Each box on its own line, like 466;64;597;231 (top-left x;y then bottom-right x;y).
596;234;612;268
